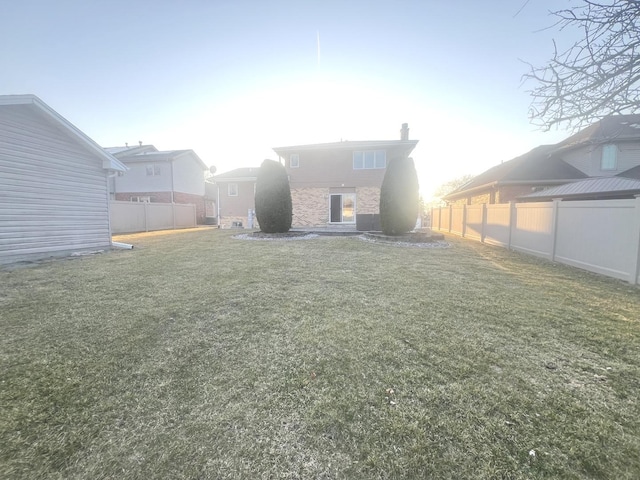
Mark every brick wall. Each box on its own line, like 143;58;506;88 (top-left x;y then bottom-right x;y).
356;186;380;214
291;188;329;227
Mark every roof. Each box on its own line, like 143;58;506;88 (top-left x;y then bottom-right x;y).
618;165;640;180
0;95;127;172
444;145;587;200
213;167;260;181
273;139;419;155
105;145;157;156
521;176;640;201
555;114;640;150
114;148;208;169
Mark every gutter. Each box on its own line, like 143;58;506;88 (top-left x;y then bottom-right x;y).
112;241;134;249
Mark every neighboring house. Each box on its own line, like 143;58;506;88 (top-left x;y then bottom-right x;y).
445;114;640;205
273;123;418;229
107;145;214;224
0;94;126;264
211;167;259;228
444;145;587;205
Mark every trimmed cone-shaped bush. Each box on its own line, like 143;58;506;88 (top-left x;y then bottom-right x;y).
255;159;292;233
380;156;420;235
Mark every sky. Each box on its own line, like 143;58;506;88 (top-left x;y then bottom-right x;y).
1;0;583;200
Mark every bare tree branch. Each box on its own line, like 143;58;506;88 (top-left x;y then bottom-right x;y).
524;0;640;131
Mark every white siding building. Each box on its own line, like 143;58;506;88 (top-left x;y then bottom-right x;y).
0;95;126;264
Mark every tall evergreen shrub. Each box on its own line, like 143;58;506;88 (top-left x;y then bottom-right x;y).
379;156;420;235
254;159;292;233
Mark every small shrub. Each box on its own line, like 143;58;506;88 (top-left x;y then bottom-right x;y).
379;156;420;235
255;159;292;233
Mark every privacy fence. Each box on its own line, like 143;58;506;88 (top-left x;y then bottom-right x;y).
110;201;197;234
432;199;640;285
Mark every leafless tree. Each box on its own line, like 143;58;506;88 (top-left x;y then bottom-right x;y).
525;0;640;131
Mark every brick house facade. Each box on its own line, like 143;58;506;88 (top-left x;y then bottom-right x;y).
273;124;418;229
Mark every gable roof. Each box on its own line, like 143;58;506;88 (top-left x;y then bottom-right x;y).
521;176;640;201
555;114;640;151
213;167;259;181
444;145;587;200
0;94;126;172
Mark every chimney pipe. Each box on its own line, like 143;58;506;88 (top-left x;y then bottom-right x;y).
400;123;409;141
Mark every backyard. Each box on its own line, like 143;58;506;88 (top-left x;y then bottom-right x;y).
1;228;639;479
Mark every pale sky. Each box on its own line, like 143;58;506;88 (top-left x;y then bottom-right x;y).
1;0;582;200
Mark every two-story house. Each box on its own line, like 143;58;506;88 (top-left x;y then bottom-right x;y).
211;167;259;228
107;145;215;224
445;114;640;204
273;123;418;229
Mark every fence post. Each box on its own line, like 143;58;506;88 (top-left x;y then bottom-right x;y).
480;203;487;243
172;203;176;230
461;204;467;237
550;198;562;262
629;195;640;284
144;201;149;232
507;202;516;250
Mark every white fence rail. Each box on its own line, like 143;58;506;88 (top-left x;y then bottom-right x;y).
110;201;197;234
432;199;640;284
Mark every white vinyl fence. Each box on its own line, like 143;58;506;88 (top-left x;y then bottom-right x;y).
110;201;197;234
432;199;640;284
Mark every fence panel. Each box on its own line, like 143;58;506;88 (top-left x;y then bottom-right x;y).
110;201;196;234
555;199;636;281
450;206;464;235
511;202;555;259
484;204;511;247
464;205;483;241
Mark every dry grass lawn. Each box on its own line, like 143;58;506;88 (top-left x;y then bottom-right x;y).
1;228;639;479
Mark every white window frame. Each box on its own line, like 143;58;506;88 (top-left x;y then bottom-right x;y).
228;183;238;196
353;150;386;169
290;154;299;168
601;144;618;171
131;196;151;203
146;165;161;176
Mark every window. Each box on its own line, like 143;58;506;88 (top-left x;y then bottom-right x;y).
353;150;386;169
228;183;238;196
146;165;161;176
601;144;618;170
290;154;299;168
131;196;151;203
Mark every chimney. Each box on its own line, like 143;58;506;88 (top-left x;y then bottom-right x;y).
400;123;409;141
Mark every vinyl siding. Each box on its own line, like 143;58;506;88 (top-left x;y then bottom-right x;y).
562;142;640;176
0;104;111;263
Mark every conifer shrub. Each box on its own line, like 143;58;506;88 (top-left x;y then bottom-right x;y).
254;159;292;233
379;156;420;235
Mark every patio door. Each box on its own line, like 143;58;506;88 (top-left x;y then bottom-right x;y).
330;193;356;223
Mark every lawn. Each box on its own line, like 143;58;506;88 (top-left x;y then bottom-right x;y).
1;228;639;479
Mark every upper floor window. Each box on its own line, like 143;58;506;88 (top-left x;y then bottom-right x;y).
353;150;386;169
290;154;299;168
228;183;238;196
146;165;161;176
601;144;618;170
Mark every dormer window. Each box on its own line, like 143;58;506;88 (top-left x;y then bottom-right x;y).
353;150;386;169
290;154;299;168
601;144;618;171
